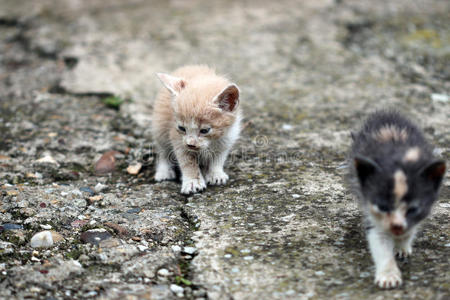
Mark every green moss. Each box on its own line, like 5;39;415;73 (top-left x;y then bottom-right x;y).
404;29;443;48
101;96;125;109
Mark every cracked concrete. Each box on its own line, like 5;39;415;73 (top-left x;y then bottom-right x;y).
0;0;449;299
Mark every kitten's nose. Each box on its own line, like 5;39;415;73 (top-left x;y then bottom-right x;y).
390;224;405;236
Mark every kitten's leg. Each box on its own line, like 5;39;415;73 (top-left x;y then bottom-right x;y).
396;227;417;259
205;148;229;185
154;147;176;182
175;149;206;194
368;228;402;288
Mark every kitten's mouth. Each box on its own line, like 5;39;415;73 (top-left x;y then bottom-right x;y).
390;225;405;236
186;145;200;151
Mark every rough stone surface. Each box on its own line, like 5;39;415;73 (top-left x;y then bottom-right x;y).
0;0;449;299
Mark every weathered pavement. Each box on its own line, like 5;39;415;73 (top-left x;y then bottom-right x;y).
0;0;449;299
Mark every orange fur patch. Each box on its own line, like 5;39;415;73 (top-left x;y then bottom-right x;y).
373;125;408;143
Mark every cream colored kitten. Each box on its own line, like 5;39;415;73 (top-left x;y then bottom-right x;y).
151;65;242;194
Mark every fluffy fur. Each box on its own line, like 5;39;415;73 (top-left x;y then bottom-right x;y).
349;110;446;289
151;65;242;194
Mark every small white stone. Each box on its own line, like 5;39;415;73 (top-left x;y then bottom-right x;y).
224;254;232;258
445;243;450;247
40;224;52;230
84;291;97;297
439;203;450;208
315;271;325;276
61;191;69;196
282;124;293;131
157;268;170;276
231;267;240;273
30;231;54;248
94;183;108;193
183;246;197;255
243;256;254;260
36;154;58;165
137;245;148;252
292;194;300;198
240;249;251;254
170;284;184;294
431;93;449;103
171;245;181;252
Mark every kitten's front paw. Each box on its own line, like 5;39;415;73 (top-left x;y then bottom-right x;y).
155;167;176;182
375;267;402;289
396;246;412;259
205;170;229;185
181;177;206;194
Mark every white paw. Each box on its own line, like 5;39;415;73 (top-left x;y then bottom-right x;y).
205;169;229;185
181;177;206;194
375;267;402;289
155;166;176;182
396;246;412;259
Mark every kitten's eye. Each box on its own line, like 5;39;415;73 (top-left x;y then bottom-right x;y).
377;204;389;212
407;207;418;216
178;126;186;132
200;128;210;134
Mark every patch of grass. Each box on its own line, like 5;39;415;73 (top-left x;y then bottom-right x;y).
101;96;125;109
175;275;192;286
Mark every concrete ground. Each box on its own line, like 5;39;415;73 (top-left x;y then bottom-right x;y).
0;0;449;299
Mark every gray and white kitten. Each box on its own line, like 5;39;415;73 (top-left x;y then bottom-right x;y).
349;110;446;288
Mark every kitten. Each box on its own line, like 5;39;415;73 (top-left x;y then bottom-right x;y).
349;110;446;289
151;65;241;194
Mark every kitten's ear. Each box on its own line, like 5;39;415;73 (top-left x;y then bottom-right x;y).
213;84;240;112
420;160;446;191
354;156;380;186
156;73;185;96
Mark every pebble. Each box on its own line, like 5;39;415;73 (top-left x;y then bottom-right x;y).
80;229;112;246
431;93;449;103
95;150;121;174
94;183;108;193
292;194;300;198
224;254;232;258
30;231;61;248
40;224;52;230
183;246;198;255
445;243;450;247
127;163;142;175
36;154;58;165
137;245;148;252
71;219;88;228
282;124;293;131
439;203;450;208
171;245;181;252
193;289;206;297
2;223;23;230
315;271;325;276
89;195;103;202
99;238;121;248
104;222;128;236
84;291;98;297
157;268;170;277
170;284;184;294
243;256;254;261
80;187;95;196
126;207;142;214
